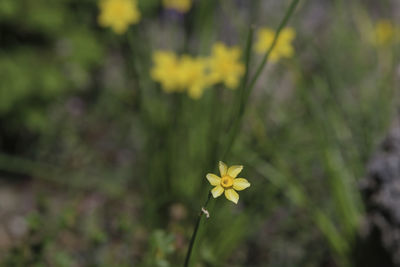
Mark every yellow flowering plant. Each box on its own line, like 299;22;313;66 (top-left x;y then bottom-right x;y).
178;56;209;99
98;0;140;34
150;51;183;93
255;27;296;62
206;161;250;204
184;161;251;266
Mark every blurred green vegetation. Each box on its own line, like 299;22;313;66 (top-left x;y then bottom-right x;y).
0;0;399;266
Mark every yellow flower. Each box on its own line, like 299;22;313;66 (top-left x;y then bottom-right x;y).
255;27;296;62
150;51;209;99
206;161;250;204
162;0;192;13
208;43;245;89
177;56;209;99
374;20;396;47
151;51;182;93
98;0;140;34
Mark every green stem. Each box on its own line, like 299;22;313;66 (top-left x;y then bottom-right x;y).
222;26;254;160
183;192;212;267
126;29;144;111
223;0;300;160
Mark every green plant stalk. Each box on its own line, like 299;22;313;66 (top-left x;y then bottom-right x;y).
222;26;254;160
223;0;300;160
207;87;223;169
126;28;148;112
184;192;212;267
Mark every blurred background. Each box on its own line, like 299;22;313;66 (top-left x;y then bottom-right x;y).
0;0;400;266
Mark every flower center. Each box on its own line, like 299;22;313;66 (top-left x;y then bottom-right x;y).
221;175;234;188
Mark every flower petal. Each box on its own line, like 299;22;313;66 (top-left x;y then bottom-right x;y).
211;185;224;198
224;189;239;204
219;161;227;176
233;178;250;191
227;165;243;178
206;173;221;186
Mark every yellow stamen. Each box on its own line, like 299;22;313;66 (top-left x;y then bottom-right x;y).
221;175;234;188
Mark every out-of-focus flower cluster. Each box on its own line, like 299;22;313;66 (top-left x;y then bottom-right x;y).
98;0;193;34
255;27;296;62
151;43;244;99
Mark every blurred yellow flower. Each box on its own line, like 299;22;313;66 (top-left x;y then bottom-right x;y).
177;56;209;99
98;0;140;34
206;161;250;204
255;27;296;62
208;43;245;89
150;51;209;99
162;0;192;13
374;20;396;47
151;51;182;93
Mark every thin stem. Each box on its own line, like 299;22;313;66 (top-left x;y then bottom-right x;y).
222;0;300;160
207;87;222;170
222;26;254;160
126;29;144;111
183;192;212;267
